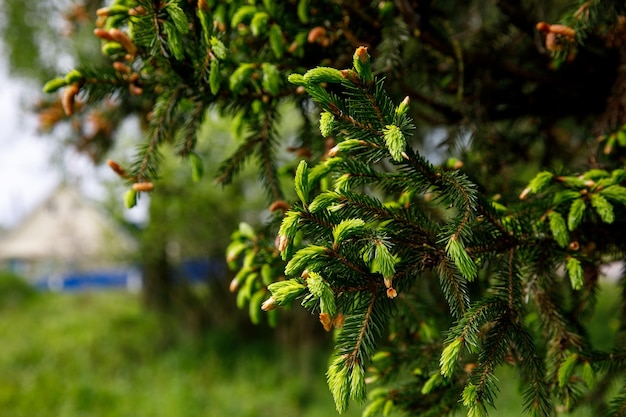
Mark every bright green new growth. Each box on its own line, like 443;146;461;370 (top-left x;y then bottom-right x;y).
440;337;462;378
306;271;336;317
382;124;406;162
548;211;569;248
566;256;584;290
294;160;310;205
320;111;335;137
369;241;397;280
266;279;306;307
445;237;478;281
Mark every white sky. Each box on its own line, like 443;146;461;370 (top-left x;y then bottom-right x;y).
0;56;147;230
0;61;59;228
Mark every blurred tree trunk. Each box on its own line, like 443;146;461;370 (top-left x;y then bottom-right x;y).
141;228;174;311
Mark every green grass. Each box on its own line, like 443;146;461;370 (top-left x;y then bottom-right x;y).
0;277;621;417
0;290;364;417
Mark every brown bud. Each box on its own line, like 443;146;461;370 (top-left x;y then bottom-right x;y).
355;46;369;64
568;241;580;251
328;145;340;158
548;24;576;39
261;296;277;311
197;0;208;11
332;313;345;329
106;159;127;178
307;26;327;44
287;41;299;54
519;187;532;200
340;69;360;84
132;182;154;192
464;362;477;373
545;32;562;51
62;83;80;116
276;234;289;251
129;6;146;15
109;28;137;55
94;28;115;41
129;84;143;96
536;21;550;33
113;61;131;74
96;7;110;17
319;313;333;331
269;200;290;212
229;278;239;292
386;287;398;299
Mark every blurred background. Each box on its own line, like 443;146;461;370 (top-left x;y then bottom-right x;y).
0;1;362;416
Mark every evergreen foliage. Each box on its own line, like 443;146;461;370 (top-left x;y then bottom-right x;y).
38;0;626;416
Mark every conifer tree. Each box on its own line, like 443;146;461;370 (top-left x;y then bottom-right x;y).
39;0;626;416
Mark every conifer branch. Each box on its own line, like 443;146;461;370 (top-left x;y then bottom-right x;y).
176;98;207;157
256;109;283;201
133;85;184;182
348;292;378;366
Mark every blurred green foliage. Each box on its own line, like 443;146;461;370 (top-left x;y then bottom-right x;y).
0;290;364;417
0;270;38;309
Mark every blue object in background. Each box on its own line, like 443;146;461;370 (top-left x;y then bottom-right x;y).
33;259;227;292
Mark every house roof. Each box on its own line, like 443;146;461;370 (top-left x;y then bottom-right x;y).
0;184;137;261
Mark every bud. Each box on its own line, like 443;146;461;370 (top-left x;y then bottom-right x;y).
64;69;83;84
536;22;550;33
319;111;335;137
319;312;333;331
353;46;373;83
287;73;306;86
383;124;407;162
106;159;127;178
276;234;289;251
197;0;208;11
261;296;277;311
109;29;137;55
396;96;410;116
96;7;111;17
340;69;360;84
62;83;80;116
383;276;393;288
42;78;67;94
304;67;345;84
328;145;340;158
229;277;239;292
132;182;154;192
269;200;290;212
129;84;143;96
93;28;115;41
124;188;137;209
129;6;147;15
332;313;345;329
113;61;131;74
545;32;561;51
307;26;327;44
386;287;398;299
547;24;576;39
102;42;125;57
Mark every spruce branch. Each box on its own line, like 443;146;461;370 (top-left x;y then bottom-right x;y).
132;85;184;182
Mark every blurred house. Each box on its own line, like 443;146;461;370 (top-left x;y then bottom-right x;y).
0;184;140;290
